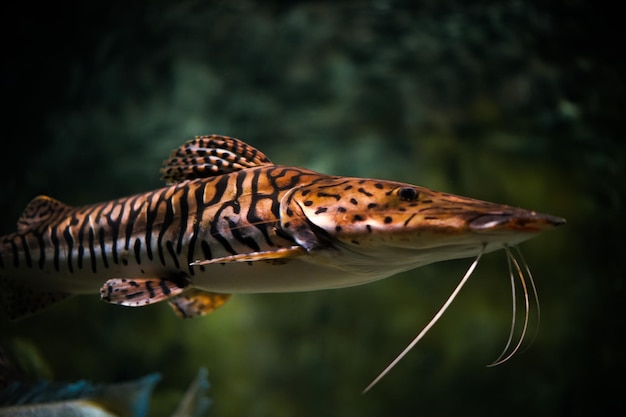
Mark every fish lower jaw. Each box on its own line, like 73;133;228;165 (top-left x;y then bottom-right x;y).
313;238;531;280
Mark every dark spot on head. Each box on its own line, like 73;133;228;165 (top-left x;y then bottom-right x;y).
337;207;347;213
375;183;384;189
284;222;291;228
304;201;313;206
302;189;311;196
367;203;378;209
335;225;342;232
384;216;393;224
317;192;341;200
344;185;353;190
286;208;294;216
350;198;358;205
353;214;364;221
358;187;373;197
398;187;419;202
366;224;372;233
315;207;328;214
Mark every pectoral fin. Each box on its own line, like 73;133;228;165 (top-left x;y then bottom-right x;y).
168;289;232;319
190;245;306;266
100;277;189;307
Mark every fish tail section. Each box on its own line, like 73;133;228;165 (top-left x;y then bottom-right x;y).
0;373;161;417
171;368;211;417
0;276;73;321
93;373;162;417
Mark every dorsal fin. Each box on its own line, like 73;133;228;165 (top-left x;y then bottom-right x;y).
17;196;73;233
160;135;273;184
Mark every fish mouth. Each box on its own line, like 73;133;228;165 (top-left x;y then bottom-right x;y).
468;211;566;232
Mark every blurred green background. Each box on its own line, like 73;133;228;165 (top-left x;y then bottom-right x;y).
1;0;623;416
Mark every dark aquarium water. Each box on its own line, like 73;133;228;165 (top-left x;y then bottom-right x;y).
1;1;623;416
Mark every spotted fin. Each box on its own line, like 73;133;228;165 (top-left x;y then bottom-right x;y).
16;195;73;233
190;246;306;266
99;277;188;307
0;277;73;321
160;135;273;184
168;289;232;319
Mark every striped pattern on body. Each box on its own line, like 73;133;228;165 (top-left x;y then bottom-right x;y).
0;136;323;319
0;134;565;322
0;166;324;282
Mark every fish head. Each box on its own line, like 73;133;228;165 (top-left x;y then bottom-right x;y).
279;177;565;276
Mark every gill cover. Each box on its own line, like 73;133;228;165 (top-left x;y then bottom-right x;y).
278;177;423;251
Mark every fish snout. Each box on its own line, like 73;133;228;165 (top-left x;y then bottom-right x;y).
468;211;566;233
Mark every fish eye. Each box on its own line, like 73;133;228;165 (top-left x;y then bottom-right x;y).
398;187;419;202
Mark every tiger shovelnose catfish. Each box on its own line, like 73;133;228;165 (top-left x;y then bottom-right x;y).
0;135;564;388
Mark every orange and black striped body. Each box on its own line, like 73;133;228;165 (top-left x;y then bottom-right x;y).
0;164;331;318
1;168;304;284
0;135;564;320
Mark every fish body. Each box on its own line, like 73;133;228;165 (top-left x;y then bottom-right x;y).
0;368;209;417
0;166;320;294
0;135;564;320
0;373;161;417
0;343;210;417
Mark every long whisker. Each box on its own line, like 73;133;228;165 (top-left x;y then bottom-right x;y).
487;246;530;367
486;245;518;366
512;246;541;352
362;246;485;394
